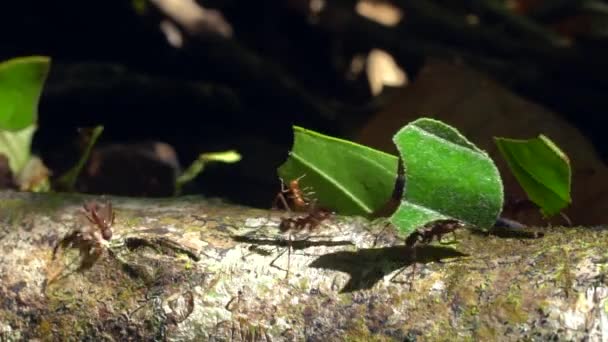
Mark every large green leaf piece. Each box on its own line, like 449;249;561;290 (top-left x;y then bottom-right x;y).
495;135;571;216
0;56;50;131
278;126;398;216
390;118;504;235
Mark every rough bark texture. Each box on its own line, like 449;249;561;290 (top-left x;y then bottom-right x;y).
0;191;607;341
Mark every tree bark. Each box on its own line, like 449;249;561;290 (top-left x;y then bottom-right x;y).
0;191;607;341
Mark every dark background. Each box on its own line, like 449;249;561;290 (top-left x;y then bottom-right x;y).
1;0;607;208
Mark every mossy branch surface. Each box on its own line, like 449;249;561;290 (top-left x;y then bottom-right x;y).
0;191;606;341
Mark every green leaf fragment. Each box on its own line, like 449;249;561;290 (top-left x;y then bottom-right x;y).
391;118;504;235
199;150;242;163
494;134;571;217
175;150;242;195
0;56;51;131
278;126;398;216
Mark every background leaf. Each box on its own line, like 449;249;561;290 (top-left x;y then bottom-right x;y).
175;150;242;195
495;135;571;216
278;126;398;216
390;118;504;235
0;56;50;131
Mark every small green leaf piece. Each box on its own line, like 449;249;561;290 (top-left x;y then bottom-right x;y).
278;126;398;216
391;118;504;235
0;125;37;173
494;134;571;216
175;150;242;195
200;150;242;163
0;56;51;131
55;126;104;192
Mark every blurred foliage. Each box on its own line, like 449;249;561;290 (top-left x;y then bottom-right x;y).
55;126;104;192
0;56;50;190
175;150;242;195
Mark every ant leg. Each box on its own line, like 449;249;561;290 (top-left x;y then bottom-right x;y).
389;263;417;291
269;234;293;279
285;233;293;280
271;192;289;210
279;178;288;192
267;193;291;228
372;221;392;247
389;246;418;290
438;232;458;245
406;263;417;291
269;247;288;273
276;193;292;213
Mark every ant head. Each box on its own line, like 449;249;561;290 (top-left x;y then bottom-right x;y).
290;174;307;188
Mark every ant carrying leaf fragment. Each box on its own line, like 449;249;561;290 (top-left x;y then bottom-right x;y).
265;175;336;279
271;206;334;279
46;199;115;286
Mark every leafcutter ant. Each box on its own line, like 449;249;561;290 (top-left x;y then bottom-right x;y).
271;206;334;279
278;206;333;233
82;200;115;240
46;199;115;285
405;219;463;248
392;219;465;289
265;174;334;278
272;174;315;212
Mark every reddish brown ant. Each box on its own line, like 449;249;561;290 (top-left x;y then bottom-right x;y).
47;199;115;285
391;219;465;289
405;219;463;248
271;206;334;279
272;174;315;212
82;200;115;240
267;174;335;278
278;206;333;233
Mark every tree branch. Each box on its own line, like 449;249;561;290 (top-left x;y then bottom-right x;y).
0;191;606;340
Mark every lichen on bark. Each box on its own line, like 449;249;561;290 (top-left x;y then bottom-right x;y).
0;190;607;341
